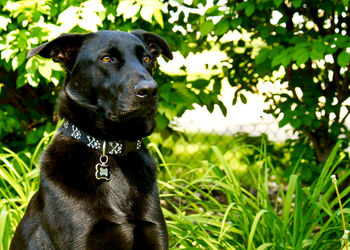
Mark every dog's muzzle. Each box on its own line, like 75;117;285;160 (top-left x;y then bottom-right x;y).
134;80;158;100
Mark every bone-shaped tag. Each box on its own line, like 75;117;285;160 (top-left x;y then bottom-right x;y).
95;163;110;181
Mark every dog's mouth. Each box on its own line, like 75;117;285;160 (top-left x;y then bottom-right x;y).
106;108;157;122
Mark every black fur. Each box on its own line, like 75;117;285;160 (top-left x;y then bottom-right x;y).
10;30;173;250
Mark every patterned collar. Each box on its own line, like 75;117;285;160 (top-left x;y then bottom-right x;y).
58;120;142;156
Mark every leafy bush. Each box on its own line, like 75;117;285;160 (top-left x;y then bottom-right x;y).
169;0;350;171
0;0;224;152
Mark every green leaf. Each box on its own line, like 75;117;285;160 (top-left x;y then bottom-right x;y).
236;2;248;11
206;6;220;16
337;51;350;67
218;101;227;116
12;55;19;70
156;113;169;130
310;50;323;60
199;92;211;104
117;0;139;19
272;50;291;68
123;2;140;20
232;94;238;105
291;117;303;128
1;47;17;62
57;6;79;28
79;4;104;32
25;58;38;74
292;0;302;7
191;79;209;89
26;73;38;87
278;119;288;128
245;2;255;17
84;0;105;12
13;52;26;70
153;9;164;28
215;18;230;36
0;15;11;31
231;17;242;28
294;48;309;66
335;36;350;48
38;62;52;81
255;48;269;65
240;94;247;104
312;40;326;53
273;0;283;7
200;20;214;38
257;25;271;39
51;76;59;86
276;27;286;35
140;5;154;23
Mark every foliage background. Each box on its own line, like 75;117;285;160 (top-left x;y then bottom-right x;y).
0;0;227;152
1;0;350;175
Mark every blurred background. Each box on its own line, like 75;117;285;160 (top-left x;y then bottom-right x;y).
2;0;349;181
1;0;350;249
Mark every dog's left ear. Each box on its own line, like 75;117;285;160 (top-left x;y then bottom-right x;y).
132;30;173;60
27;33;90;72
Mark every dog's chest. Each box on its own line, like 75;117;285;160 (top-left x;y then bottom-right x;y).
93;155;156;219
101;168;137;215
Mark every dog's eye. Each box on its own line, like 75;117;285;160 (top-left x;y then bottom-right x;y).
143;56;151;64
101;56;112;63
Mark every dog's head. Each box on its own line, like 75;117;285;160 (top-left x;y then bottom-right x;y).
27;30;173;140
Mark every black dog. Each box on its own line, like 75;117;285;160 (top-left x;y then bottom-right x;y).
10;30;173;250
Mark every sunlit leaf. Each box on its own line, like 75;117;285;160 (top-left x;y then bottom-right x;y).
57;6;79;24
140;5;154;23
118;0;140;20
337;51;350;67
153;9;164;28
200;20;214;38
215;18;230;36
0;16;11;31
38;63;52;81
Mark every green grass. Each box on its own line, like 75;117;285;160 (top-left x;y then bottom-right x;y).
0;131;55;250
150;132;286;187
151;140;350;249
1;133;350;249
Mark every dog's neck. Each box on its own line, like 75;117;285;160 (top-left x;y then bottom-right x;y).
58;120;142;156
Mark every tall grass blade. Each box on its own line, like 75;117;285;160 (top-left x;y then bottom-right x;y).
219;202;236;242
256;243;275;250
247;209;268;250
148;142;173;178
0;206;10;250
282;174;298;233
313;140;342;200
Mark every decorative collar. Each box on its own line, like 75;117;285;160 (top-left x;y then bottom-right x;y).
58;120;142;156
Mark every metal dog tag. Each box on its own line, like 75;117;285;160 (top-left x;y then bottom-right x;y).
95;141;110;181
95;155;110;181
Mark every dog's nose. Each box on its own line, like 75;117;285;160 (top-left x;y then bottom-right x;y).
134;80;158;99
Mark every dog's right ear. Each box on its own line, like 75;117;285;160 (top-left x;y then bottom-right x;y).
27;33;89;72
